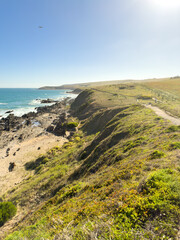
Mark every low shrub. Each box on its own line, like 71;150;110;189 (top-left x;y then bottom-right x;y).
66;122;78;129
24;156;49;171
137;95;152;100
169;142;180;150
114;169;180;238
150;150;165;159
0;202;17;226
79;151;87;160
166;125;180;132
123;137;146;153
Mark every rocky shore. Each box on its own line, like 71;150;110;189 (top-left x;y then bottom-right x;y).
0;97;78;195
0;97;76;148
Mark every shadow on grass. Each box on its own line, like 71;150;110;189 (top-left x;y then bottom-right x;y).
24;156;48;174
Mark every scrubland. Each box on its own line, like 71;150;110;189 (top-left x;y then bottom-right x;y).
1;78;180;239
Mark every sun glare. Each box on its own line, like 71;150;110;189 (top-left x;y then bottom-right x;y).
150;0;180;10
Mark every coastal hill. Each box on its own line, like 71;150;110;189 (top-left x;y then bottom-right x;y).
39;77;175;91
1;78;180;239
39;79;135;90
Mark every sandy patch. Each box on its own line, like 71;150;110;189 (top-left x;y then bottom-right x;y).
0;134;67;196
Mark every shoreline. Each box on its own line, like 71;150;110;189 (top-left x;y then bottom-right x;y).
0;96;77;196
0;97;75;147
0;96;77;119
0;88;78;119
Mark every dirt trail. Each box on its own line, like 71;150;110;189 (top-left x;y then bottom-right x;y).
144;104;180;125
145;104;180;239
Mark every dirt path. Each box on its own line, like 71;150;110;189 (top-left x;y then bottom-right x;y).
143;103;180;239
143;104;180;239
144;104;180;126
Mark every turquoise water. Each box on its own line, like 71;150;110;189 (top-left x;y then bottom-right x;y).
0;88;75;118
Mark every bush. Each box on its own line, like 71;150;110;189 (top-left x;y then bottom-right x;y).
66;122;78;129
169;142;180;150
115;169;180;238
0;202;17;226
123;137;146;153
79;151;87;160
150;150;165;159
166;125;180;132
137;95;152;100
24;156;49;173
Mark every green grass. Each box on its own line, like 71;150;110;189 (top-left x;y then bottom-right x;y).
2;82;180;240
150;150;166;159
143;78;180;117
66;122;79;129
0;202;17;227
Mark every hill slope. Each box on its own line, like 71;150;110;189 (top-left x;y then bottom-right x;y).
1;81;180;239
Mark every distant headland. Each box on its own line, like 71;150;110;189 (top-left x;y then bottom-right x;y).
38;79;134;91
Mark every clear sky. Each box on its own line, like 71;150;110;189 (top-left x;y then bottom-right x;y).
0;0;180;87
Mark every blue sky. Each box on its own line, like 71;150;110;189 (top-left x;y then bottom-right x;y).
0;0;180;87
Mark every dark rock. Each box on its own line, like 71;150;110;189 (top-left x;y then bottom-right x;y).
67;131;75;139
59;112;67;122
36;102;63;114
41;98;58;104
54;122;66;136
52;119;59;125
22;112;37;119
46;125;54;133
16;124;23;130
25;119;31;126
2;114;22;131
9;162;16;172
18;134;24;140
5;110;13;114
6;148;10;153
70;127;77;132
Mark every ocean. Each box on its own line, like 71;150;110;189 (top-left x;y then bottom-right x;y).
0;88;76;118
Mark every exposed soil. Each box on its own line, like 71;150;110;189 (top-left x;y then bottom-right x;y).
0;99;75;239
0;134;67;196
0;99;73;197
144;104;180;125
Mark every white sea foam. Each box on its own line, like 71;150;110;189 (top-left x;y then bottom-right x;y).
56;94;78;101
13;107;37;116
28;99;41;105
0;94;77;119
0;107;37;119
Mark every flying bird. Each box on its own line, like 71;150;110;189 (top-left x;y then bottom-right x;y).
38;26;43;29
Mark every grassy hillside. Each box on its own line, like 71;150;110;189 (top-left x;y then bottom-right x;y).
39;79;133;90
143;78;180;117
1;81;180;239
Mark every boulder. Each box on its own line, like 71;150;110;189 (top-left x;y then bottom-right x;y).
54;122;66;136
46;125;54;133
18;134;24;140
5;110;13;114
41;98;58;104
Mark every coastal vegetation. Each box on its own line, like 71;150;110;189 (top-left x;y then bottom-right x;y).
0;202;16;227
1;78;180;239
